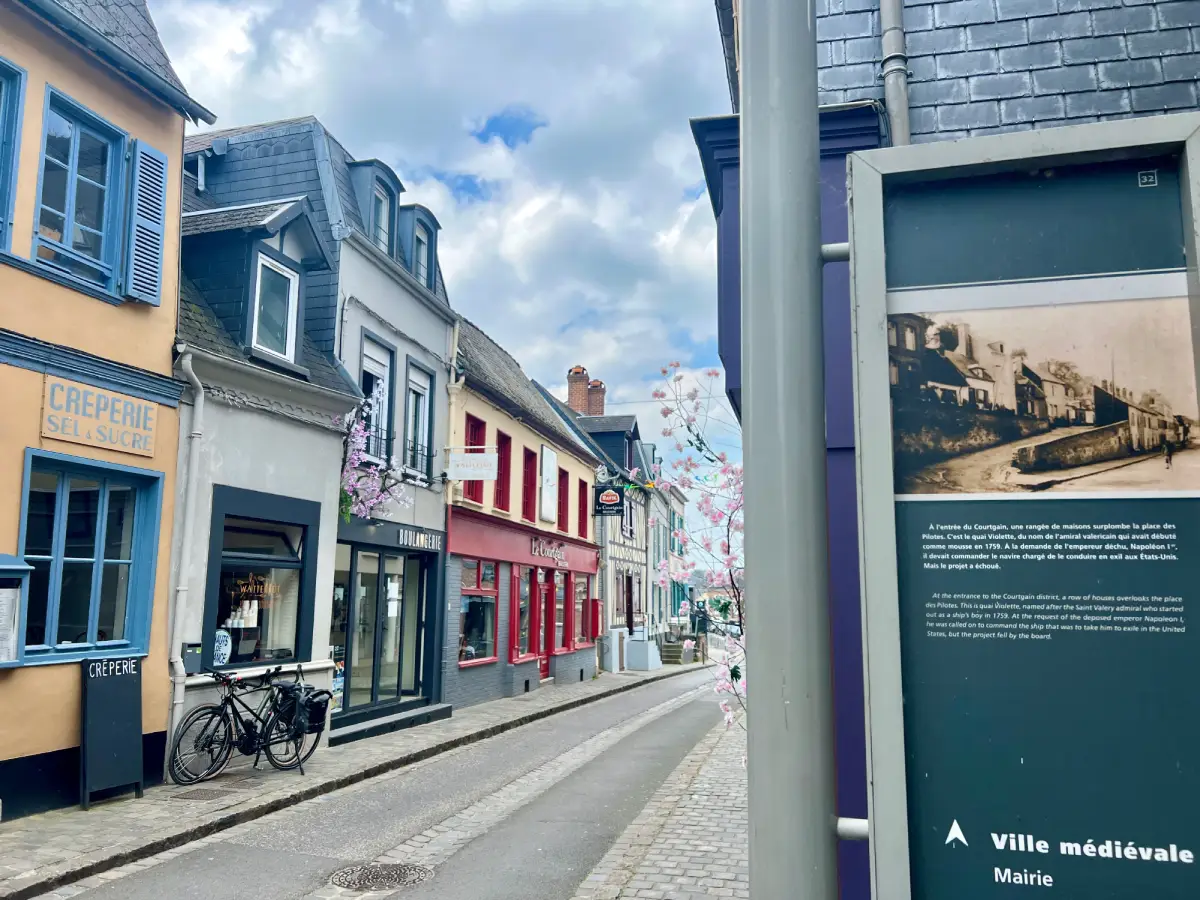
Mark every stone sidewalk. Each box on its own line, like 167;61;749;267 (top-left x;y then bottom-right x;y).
571;716;747;900
0;664;709;900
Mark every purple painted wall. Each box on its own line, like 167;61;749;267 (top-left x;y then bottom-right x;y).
692;105;884;900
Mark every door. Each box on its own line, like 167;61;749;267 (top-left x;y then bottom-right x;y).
538;578;552;679
339;548;427;712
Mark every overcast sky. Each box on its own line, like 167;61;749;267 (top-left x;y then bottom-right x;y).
153;0;736;453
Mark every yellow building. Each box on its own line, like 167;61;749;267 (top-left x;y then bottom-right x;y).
0;0;213;818
443;320;601;705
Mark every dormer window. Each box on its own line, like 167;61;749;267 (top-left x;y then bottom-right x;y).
372;185;391;254
414;222;430;285
252;255;299;361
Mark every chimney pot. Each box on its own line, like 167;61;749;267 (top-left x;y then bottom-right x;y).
567;365;590;414
587;379;606;416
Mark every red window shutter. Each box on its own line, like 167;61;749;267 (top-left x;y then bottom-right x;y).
577;479;588;538
557;468;569;531
495;432;512;510
464;415;485;503
522;448;537;521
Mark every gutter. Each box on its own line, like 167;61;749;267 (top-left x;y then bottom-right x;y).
165;348;205;767
16;0;216;124
879;0;912;145
185;344;361;412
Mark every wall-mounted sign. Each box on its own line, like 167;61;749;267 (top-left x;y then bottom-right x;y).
540;446;559;522
531;537;568;567
447;451;498;481
0;586;18;663
594;484;625;516
42;376;157;458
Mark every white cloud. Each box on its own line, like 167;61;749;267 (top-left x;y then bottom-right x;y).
152;0;738;476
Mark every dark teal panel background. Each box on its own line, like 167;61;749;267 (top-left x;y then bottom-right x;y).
896;497;1200;899
884;156;1184;289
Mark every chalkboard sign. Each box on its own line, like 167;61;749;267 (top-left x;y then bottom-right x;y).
80;657;144;809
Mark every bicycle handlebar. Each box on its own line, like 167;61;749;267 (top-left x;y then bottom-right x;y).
203;665;297;690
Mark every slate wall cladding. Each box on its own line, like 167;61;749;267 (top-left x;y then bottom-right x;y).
180;231;250;342
196;125;342;351
443;557;519;708
815;0;1200;141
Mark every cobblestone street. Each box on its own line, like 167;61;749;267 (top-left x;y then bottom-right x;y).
8;668;729;900
571;720;747;900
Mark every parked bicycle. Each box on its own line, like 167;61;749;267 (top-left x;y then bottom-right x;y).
168;665;331;785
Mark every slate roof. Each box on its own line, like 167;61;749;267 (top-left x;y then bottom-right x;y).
457;319;597;462
182;172;219;213
922;351;968;388
184;117;452;306
577;415;639;436
28;0;214;122
944;351;994;383
181;198;305;237
177;276;359;398
536;385;614;464
713;0;738;113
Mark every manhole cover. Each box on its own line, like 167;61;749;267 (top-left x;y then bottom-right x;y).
330;864;433;890
170;788;233;801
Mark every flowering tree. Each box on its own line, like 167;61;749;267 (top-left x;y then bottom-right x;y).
339;386;413;522
651;362;745;727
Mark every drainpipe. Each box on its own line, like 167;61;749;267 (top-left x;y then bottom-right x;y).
166;347;205;761
880;0;911;145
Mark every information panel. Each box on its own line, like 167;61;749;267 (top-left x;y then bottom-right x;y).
888;275;1199;898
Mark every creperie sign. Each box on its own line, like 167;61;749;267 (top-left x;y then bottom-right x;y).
531;537;568;567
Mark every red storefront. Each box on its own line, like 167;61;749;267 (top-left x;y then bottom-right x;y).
447;507;600;696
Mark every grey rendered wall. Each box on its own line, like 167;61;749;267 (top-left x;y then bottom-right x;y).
443;558;525;707
548;646;597;684
170;397;345;716
817;0;1200;141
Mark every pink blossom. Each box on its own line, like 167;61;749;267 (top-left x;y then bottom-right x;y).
647;516;658;527
652;388;667;400
660;367;669;376
661;427;673;437
684;639;696;652
669;361;681;369
660;407;671;418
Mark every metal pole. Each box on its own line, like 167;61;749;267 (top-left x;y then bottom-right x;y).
741;0;837;898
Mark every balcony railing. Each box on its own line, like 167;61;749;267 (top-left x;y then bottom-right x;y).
364;426;391;462
405;440;431;476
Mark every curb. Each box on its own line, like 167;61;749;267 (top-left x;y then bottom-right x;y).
0;663;713;900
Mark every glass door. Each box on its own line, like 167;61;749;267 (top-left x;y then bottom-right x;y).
376;555;405;700
401;555;425;697
539;570;553;679
349;551;380;709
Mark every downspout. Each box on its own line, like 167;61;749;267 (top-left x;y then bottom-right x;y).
166;347;205;761
879;0;911;146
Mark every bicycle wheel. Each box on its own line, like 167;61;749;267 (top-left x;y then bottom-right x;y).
168;704;234;785
262;709;320;771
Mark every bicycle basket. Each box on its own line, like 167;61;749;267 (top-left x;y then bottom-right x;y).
302;690;332;735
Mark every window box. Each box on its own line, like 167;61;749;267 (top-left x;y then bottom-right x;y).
14;449;163;665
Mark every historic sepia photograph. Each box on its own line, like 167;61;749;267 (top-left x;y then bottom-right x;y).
889;296;1200;495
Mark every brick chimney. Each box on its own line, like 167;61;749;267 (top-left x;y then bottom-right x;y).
587;379;606;416
567;365;590;414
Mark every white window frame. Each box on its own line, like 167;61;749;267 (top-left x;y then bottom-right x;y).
405;365;432;478
361;337;392;464
251;255;300;361
414;222;430;285
372;185;391;254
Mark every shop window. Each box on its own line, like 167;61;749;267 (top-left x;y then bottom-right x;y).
577;479;588;539
0;58;23;252
494;431;512;511
556;468;569;532
512;566;535;660
521;448;537;521
459;557;497;664
574;574;590;646
252;254;300;362
406;363;433;476
204;487;319;670
214;517;304;666
554;571;567;650
361;336;393;460
19;454;161;662
463;414;485;503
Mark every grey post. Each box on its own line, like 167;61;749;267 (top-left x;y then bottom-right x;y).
741;0;837;898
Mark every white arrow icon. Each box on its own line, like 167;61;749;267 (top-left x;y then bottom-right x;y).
945;820;968;847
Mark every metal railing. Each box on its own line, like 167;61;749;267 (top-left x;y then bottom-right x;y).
405;440;431;476
364;426;391;461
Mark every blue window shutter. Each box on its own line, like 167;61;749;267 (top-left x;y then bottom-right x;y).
123;140;168;306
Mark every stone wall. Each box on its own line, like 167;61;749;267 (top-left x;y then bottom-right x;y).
1014;422;1130;471
892;403;1052;470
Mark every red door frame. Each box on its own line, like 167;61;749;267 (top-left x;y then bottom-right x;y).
537;576;552;679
